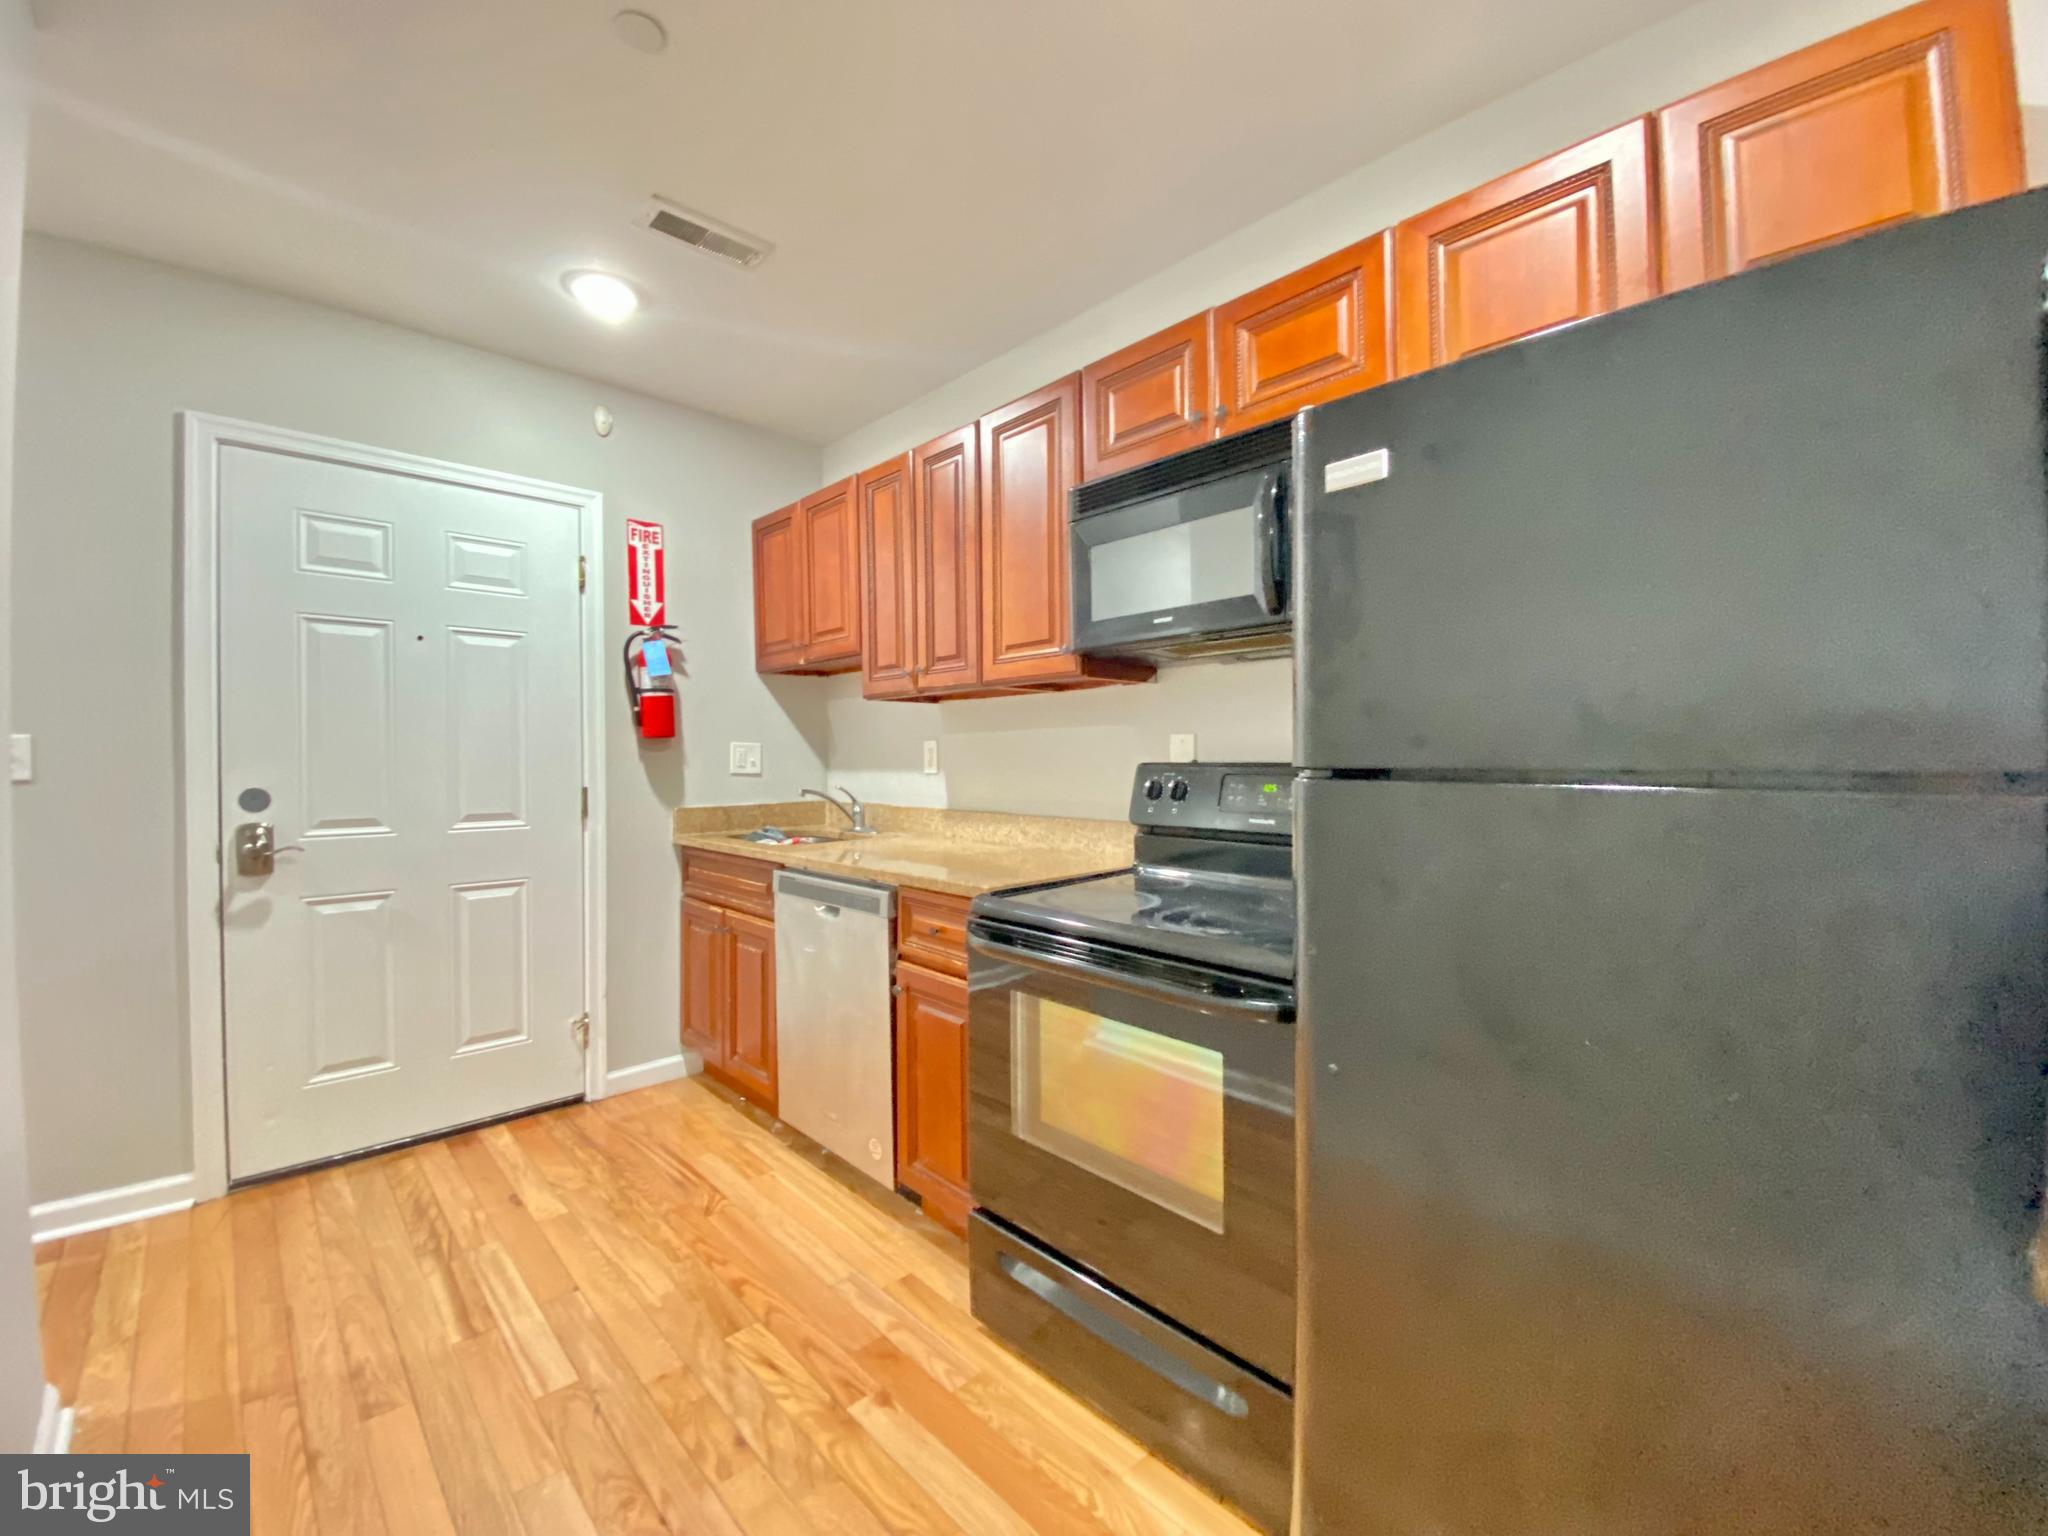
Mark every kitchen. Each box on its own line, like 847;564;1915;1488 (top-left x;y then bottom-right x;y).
7;0;2048;1532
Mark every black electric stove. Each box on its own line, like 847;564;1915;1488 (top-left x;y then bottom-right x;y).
964;763;1297;1535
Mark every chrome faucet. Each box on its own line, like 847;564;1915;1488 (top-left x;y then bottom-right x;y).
801;786;871;835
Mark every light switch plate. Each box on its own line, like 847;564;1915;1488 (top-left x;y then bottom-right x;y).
1168;733;1196;763
729;741;762;776
922;739;939;775
7;734;29;784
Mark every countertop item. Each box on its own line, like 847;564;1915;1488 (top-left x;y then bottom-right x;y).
673;802;1133;898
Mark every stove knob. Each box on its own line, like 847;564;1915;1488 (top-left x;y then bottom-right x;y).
1167;776;1191;802
1142;776;1166;802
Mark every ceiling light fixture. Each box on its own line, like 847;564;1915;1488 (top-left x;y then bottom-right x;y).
562;270;640;324
611;9;668;54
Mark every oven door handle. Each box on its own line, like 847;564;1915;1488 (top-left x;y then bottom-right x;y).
968;932;1289;1019
1252;471;1285;618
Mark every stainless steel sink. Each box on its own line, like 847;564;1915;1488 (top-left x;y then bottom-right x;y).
721;827;854;847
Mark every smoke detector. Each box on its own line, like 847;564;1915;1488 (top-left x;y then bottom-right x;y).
637;198;773;270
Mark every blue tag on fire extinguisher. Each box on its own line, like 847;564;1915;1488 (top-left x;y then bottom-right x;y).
642;638;672;678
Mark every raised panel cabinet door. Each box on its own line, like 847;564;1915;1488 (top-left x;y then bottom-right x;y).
722;908;778;1113
798;476;862;670
980;377;1082;683
1658;0;2023;290
751;504;806;672
893;959;971;1234
1080;311;1215;481
680;897;725;1068
1214;231;1395;431
857;454;920;700
912;423;982;692
1394;118;1659;378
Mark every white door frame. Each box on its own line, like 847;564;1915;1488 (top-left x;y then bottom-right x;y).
178;413;609;1203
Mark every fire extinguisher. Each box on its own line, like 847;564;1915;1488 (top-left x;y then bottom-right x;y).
623;626;681;740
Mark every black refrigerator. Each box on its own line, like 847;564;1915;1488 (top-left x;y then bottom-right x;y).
1291;188;2048;1534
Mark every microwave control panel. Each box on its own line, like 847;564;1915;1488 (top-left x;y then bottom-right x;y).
1129;761;1294;837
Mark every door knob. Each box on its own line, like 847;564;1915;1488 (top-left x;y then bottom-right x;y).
234;820;302;877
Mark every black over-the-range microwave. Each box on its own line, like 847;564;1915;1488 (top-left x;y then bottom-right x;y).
1069;417;1292;660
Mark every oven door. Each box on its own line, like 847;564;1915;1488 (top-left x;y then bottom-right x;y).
966;920;1295;1383
1070;463;1289;655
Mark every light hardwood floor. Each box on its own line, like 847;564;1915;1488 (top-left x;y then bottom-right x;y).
35;1076;1258;1536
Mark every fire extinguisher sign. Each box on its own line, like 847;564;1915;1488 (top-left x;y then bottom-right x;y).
626;520;665;625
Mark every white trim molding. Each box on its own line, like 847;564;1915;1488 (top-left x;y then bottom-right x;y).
32;1386;73;1455
177;413;608;1200
604;1051;699;1097
30;1172;196;1244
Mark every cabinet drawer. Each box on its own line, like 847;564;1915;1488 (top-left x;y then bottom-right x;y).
680;849;777;919
897;888;971;976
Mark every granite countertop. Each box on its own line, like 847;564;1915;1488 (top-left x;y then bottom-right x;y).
672;801;1133;898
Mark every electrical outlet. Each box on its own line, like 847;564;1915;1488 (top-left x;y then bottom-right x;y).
7;734;29;784
729;741;762;776
1168;732;1196;763
922;739;940;775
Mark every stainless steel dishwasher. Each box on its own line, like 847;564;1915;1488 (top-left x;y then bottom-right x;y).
772;870;896;1189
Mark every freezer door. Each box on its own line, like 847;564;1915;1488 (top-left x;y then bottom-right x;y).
1294;188;2048;775
1294;777;2048;1534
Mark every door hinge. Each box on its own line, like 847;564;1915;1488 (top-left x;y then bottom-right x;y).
578;555;587;593
581;785;589;820
569;1012;591;1051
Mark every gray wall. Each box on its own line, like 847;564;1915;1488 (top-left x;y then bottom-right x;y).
10;238;823;1205
0;0;50;1448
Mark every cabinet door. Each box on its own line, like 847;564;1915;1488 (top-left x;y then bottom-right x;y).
858;454;920;700
798;477;861;671
680;897;725;1067
1658;0;2022;291
1080;312;1214;481
722;909;777;1113
1394;118;1659;378
751;504;806;672
980;377;1083;685
894;959;970;1235
1214;231;1394;433
912;424;982;692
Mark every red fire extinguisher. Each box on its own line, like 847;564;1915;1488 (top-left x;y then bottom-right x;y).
623;626;681;740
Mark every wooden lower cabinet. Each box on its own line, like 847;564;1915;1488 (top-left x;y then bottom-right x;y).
893;957;972;1236
680;885;779;1114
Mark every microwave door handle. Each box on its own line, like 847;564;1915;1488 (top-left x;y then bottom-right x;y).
1252;473;1284;617
968;932;1288;1020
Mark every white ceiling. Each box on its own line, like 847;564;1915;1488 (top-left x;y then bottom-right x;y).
24;0;1700;444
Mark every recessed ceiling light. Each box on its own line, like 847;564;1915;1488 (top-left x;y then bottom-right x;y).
562;270;640;324
611;9;668;54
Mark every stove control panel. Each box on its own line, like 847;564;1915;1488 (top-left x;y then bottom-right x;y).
1130;761;1294;838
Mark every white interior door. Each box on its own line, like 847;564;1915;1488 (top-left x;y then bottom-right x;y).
218;441;587;1179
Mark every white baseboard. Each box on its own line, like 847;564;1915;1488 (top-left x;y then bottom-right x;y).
604;1051;699;1096
30;1172;197;1244
32;1384;71;1454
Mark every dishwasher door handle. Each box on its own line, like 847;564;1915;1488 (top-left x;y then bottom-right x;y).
813;902;841;918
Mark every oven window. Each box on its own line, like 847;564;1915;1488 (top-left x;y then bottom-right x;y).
1010;995;1226;1232
1087;506;1257;623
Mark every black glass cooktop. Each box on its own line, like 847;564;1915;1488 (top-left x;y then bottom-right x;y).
974;863;1296;982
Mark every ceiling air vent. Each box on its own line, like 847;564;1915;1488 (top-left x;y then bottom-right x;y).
638;198;772;270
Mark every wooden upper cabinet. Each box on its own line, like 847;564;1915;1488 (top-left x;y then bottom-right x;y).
751;504;806;672
796;477;861;671
1394;118;1659;378
1080;312;1214;480
1658;0;2023;291
913;424;982;692
1214;232;1394;432
857;454;919;700
979;378;1155;689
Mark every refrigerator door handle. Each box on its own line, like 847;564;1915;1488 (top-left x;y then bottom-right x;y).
996;1252;1251;1418
1252;472;1285;617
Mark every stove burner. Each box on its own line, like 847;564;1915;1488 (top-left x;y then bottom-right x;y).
1150;904;1236;936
